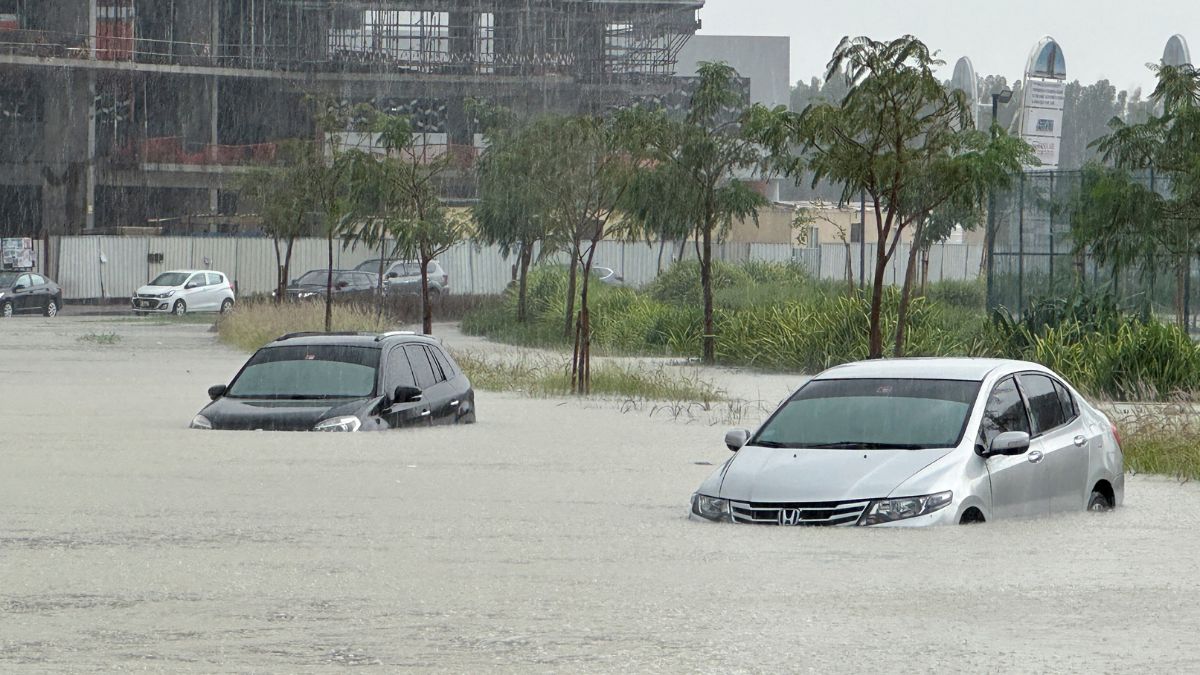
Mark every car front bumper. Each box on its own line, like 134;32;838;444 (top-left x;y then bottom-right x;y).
131;297;175;312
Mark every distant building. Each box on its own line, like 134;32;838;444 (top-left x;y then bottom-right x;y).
674;34;790;109
0;0;704;236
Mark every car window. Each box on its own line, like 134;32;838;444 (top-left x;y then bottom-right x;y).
386;346;417;389
226;345;380;398
186;273;205;288
1052;379;1077;423
15;274;31;288
429;346;454;378
405;345;437;389
978;377;1031;448
150;272;189;287
407;263;423;276
30;274;46;286
1018;374;1067;435
206;272;223;286
356;273;373;287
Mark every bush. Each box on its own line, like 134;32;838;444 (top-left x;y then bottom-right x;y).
217;299;396;351
924;279;985;310
647;260;751;304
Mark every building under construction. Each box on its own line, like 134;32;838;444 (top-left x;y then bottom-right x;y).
0;0;703;235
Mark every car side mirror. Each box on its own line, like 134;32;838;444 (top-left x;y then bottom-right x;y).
336;280;349;289
207;384;228;400
725;428;750;452
185;282;199;289
984;431;1031;457
387;272;398;278
13;284;25;291
393;385;422;403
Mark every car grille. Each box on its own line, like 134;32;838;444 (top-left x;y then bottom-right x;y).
729;499;872;526
136;293;159;298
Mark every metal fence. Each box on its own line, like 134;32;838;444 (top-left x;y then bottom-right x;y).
40;235;984;301
987;169;1196;327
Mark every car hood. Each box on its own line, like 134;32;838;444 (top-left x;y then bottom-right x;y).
716;445;954;502
200;396;374;431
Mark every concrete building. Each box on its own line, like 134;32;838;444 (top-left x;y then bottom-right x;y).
674;34;789;109
0;0;703;236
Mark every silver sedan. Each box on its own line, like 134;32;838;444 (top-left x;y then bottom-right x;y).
690;358;1124;526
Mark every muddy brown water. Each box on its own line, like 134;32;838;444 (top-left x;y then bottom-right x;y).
2;316;1199;672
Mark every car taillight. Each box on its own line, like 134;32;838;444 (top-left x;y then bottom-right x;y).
441;273;448;286
1110;422;1121;447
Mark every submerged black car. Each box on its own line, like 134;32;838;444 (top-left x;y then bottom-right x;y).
191;331;476;431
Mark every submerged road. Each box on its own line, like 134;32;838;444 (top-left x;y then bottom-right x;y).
2;316;1198;672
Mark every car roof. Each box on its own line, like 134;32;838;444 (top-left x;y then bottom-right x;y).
814;358;1050;382
263;331;443;349
159;269;219;275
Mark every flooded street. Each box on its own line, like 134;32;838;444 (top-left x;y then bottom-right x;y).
3;317;1200;672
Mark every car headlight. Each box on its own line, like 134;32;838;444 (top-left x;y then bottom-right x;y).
859;491;953;526
157;290;175;298
298;291;317;299
314;416;361;432
189;414;213;430
690;493;730;522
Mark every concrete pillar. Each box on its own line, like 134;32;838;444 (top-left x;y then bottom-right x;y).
40;70;93;234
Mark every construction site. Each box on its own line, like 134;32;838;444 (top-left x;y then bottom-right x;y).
0;0;703;237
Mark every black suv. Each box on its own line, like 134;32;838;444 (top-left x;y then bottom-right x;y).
191;332;476;431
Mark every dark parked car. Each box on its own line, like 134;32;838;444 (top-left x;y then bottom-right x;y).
282;269;381;302
354;259;450;296
0;271;62;318
191;331;476;431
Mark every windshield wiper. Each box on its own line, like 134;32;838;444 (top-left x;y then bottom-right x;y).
748;440;789;448
795;441;928;450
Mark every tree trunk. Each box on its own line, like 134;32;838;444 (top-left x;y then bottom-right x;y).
564;240;580;339
421;256;433;335
280;236;295;305
868;244;888;359
324;231;334;332
844;241;854;298
701;220;716;364
657;239;667;273
919;245;931;297
572;240;600;394
272;237;284;304
1177;256;1187;330
516;243;533;323
894;236;924;357
377;237;389;320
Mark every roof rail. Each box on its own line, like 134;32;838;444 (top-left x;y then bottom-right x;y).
374;330;418;341
275;331;371;341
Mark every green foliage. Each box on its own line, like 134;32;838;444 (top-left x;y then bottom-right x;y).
647;260;751;304
924;279;986;310
77;332;121;345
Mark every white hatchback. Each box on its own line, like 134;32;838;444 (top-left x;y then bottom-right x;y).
132;270;235;315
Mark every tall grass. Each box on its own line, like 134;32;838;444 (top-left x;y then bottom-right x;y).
216;299;397;351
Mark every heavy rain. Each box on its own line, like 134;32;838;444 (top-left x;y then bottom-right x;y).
4;0;1200;671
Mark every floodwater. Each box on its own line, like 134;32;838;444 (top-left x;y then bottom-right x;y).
2;316;1199;672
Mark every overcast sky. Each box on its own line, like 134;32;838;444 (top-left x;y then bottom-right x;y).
697;0;1199;94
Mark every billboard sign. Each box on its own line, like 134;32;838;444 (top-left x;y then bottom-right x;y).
1018;37;1067;170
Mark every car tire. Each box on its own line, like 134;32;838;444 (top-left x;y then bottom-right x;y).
1;300;12;318
172;300;187;316
457;409;477;424
220;298;234;314
1088;490;1113;512
44;298;59;317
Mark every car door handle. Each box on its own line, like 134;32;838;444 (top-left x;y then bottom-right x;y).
1073;435;1087;447
420;409;431;417
1027;450;1044;464
450;400;460;407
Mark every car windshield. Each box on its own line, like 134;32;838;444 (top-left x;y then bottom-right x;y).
226;345;380;399
296;270;333;285
150;272;189;287
751;378;981;450
0;272;18;286
354;259;392;272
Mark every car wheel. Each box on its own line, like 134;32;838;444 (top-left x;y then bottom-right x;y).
220;298;234;314
1;300;12;318
172;300;187;316
428;287;441;299
1088;490;1113;512
457;409;476;424
44;298;59;317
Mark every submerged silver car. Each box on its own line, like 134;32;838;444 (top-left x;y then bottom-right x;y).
690;358;1124;527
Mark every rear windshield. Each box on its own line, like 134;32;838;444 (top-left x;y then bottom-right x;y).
751;378;981;450
226;345;380;399
150;272;189;287
296;270;333;285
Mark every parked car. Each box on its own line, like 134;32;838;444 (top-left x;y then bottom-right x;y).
591;266;624;286
690;358;1124;527
191;331;476;431
354;259;450;296
283;269;381;302
0;271;63;318
133;270;235;316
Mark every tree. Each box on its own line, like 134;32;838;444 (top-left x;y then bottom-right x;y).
235;141;319;303
308;97;371;332
759;36;1031;358
1083;63;1200;327
474;111;559;323
621;62;769;364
